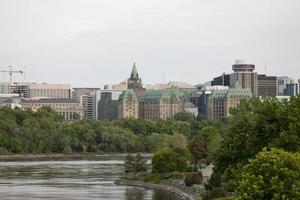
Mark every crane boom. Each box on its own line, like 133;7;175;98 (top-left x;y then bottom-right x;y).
0;66;24;83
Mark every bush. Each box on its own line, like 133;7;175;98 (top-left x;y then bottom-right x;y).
184;172;203;187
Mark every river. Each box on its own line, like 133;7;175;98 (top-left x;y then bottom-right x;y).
0;159;182;200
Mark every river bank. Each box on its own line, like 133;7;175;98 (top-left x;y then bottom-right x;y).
115;179;200;200
0;153;152;162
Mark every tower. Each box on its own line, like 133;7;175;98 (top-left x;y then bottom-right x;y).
230;59;258;96
127;63;145;97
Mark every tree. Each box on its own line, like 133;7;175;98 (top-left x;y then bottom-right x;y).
235;148;300;200
174;112;194;122
215;96;300;172
152;148;187;174
190;134;207;165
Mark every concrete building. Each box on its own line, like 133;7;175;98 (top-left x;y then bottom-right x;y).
277;76;295;96
284;83;299;97
230;60;258;96
97;90;123;120
207;85;252;120
21;98;84;121
257;74;278;96
72;88;100;120
211;73;230;86
0;94;21;109
104;81;127;90
0;82;71;99
118;89;139;119
29;83;71;99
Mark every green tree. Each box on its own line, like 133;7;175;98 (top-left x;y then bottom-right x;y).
235;148;300;200
151;148;187;174
174;112;195;122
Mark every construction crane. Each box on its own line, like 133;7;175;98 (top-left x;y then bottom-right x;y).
0;66;24;83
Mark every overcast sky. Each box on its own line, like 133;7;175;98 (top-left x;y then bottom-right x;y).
0;0;299;87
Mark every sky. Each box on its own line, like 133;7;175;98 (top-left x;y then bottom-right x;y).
0;0;299;88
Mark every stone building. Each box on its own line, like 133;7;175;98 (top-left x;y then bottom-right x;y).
118;89;139;119
117;63;185;120
139;87;184;120
207;85;252;120
21;98;84;121
127;63;146;97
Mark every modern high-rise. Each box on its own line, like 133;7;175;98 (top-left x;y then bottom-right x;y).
211;73;230;86
257;74;278;96
284;83;299;97
277;76;294;95
72;88;100;120
230;60;258;96
97;90;123;120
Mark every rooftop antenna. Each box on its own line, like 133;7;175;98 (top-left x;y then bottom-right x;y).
162;72;165;84
23;66;26;80
265;64;267;75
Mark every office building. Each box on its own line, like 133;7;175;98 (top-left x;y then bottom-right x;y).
211;73;230;86
72;88;100;120
21;98;84;121
230;60;258;96
277;76;294;95
257;74;278;96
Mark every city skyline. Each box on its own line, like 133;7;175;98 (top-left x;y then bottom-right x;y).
0;0;300;87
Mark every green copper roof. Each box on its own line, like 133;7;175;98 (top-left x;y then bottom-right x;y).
227;86;252;97
210;90;228;99
130;62;139;79
140;86;184;102
209;85;252;100
119;89;137;101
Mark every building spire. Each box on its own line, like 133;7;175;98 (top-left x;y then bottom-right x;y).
130;62;139;79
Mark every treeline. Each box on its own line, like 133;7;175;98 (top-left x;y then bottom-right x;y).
0;106;224;154
205;96;300;200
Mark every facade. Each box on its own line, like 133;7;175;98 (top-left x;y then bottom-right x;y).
0;82;71;99
29;83;71;99
207;85;252;120
284;83;299;97
139;87;184;120
277;76;295;96
257;74;278;96
211;73;230;86
80;95;97;120
230;60;258;96
104;81;127;90
97;91;122;120
117;64;185;120
21;98;84;121
118;89;139;119
72;88;100;120
0;94;21;109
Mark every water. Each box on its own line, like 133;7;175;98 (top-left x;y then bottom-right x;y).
0;160;181;200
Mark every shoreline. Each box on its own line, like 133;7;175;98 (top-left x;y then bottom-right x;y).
115;179;198;200
0;153;153;162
